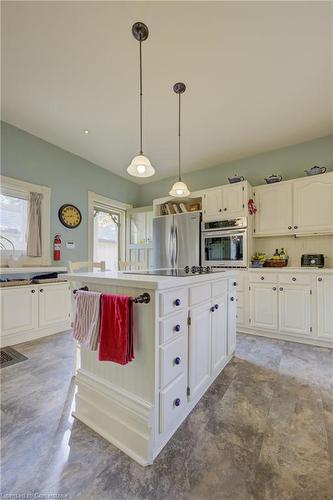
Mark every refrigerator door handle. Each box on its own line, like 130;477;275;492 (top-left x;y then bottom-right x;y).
168;225;174;268
174;225;178;268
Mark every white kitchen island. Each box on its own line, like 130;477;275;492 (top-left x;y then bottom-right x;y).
63;270;237;465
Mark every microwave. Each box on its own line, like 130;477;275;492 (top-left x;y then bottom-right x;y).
201;218;248;268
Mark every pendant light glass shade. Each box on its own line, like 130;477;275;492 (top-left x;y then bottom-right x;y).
127;154;155;177
169;82;190;197
169;180;190;197
128;22;155;178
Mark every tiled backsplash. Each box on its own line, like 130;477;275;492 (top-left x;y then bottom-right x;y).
253;235;333;267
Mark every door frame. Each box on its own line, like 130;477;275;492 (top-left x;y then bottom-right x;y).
88;191;132;268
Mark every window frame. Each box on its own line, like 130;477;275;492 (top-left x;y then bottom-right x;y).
88;191;132;270
0;176;51;266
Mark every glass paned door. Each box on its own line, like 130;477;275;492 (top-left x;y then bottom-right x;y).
93;208;120;271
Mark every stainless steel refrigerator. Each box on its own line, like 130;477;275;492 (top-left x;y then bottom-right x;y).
152;212;201;269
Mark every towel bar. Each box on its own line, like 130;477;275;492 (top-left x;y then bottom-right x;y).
73;287;150;304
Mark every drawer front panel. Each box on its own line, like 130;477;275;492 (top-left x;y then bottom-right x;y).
159;372;187;434
211;279;228;298
278;273;311;285
159;311;188;345
189;283;211;306
159;288;187;317
249;273;278;284
159;336;187;389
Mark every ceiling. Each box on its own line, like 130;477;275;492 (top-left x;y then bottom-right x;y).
2;1;332;184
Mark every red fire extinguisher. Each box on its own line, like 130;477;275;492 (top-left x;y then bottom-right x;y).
53;235;61;261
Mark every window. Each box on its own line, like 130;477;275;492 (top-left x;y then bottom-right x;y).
0;176;51;266
0;192;28;254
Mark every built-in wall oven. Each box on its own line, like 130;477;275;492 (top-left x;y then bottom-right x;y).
201;217;247;268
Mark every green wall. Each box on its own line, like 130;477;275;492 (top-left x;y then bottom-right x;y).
137;135;333;205
1;122;140;264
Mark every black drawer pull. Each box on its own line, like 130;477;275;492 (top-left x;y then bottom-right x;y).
292;277;296;282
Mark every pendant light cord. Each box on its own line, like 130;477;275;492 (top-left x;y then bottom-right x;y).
178;92;181;181
139;39;143;155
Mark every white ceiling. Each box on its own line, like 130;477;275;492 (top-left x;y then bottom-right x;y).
2;1;332;184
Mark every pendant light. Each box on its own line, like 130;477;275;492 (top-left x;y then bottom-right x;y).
127;22;155;178
169;82;190;197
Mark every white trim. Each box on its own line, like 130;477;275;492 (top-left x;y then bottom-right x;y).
87;191;132;268
0;175;51;266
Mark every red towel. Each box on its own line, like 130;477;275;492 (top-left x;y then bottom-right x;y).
99;294;134;364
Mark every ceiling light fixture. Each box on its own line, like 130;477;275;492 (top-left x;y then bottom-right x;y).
169;83;190;197
83;129;90;134
127;22;155;178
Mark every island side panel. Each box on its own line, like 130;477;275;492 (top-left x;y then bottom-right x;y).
73;282;157;465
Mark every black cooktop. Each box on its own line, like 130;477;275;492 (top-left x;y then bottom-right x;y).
124;266;227;277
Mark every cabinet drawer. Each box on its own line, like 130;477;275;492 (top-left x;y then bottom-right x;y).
159;288;187;317
159;336;187;389
159;311;187;345
212;279;228;298
189;283;211;306
278;273;311;285
159;372;187;434
249;273;278;284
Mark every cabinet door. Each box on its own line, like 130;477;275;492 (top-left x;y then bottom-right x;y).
221;184;245;219
202;189;223;220
228;290;237;355
254;183;293;236
38;284;71;328
188;302;211;399
211;293;228;375
1;286;38;335
293;174;333;234
279;285;311;336
317;276;333;339
249;283;278;330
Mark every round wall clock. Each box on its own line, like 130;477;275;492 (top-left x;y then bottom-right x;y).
58;204;82;228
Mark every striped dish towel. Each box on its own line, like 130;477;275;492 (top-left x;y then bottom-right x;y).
73;290;101;350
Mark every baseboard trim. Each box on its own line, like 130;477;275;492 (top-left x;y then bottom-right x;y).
237;328;333;349
0;321;71;347
74;369;154;466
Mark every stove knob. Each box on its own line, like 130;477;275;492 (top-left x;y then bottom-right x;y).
206;266;211;273
184;266;190;273
191;266;197;274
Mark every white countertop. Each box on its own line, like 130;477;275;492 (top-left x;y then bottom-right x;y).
0;266;67;275
61;270;237;290
248;267;333;273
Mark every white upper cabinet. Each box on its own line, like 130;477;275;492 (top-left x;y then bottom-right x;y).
202;188;223;219
254;182;293;236
202;182;248;221
254;172;333;237
293;173;333;234
317;275;333;340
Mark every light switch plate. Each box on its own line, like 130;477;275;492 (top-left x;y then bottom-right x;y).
66;241;75;249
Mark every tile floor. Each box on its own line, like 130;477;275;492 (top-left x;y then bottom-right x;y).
1;332;332;500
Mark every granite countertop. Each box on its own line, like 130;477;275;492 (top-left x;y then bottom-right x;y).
61;269;237;291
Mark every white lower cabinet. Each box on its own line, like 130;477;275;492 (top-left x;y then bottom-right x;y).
0;283;71;347
278;285;311;336
39;283;71;327
188;302;212;400
211;293;228;375
249;283;278;331
317;275;333;340
1;286;38;335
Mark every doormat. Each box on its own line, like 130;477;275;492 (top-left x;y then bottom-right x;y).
0;347;28;368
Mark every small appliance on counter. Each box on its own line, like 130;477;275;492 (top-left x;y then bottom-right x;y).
304;166;326;176
301;254;325;268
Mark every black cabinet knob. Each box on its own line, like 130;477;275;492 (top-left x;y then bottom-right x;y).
279;287;283;291
40;288;44;292
230;297;235;301
318;277;323;282
218;208;222;212
174;299;181;306
294;225;298;229
288;226;292;230
210;306;215;312
260;276;265;280
214;304;219;309
233;282;237;286
223;208;227;211
174;324;181;332
174;398;181;407
273;287;277;291
174;357;181;365
292;277;296;282
31;289;36;293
